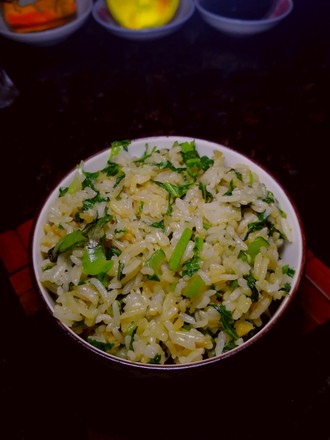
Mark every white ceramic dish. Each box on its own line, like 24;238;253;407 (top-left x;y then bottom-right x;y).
0;0;93;46
31;135;306;373
92;0;195;41
195;0;293;36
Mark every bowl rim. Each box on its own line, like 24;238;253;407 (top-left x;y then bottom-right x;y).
29;135;306;372
0;0;93;42
92;0;195;37
195;0;294;26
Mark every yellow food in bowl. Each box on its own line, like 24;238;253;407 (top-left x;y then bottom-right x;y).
106;0;180;30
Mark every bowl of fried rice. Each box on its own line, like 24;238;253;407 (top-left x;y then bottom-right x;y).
30;136;306;373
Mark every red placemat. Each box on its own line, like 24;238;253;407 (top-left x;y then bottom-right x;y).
1;218;330;332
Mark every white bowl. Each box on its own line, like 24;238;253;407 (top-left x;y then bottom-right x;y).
195;0;294;36
92;0;195;41
31;136;306;373
0;0;93;46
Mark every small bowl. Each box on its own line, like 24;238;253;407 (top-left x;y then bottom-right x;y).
31;136;305;375
92;0;195;41
0;0;93;46
195;0;293;36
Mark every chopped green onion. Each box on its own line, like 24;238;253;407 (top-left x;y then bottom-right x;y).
48;230;87;262
282;265;296;277
244;273;259;302
246;236;269;263
145;249;165;281
87;337;114;352
82;244;113;276
182;274;206;298
168;227;193;272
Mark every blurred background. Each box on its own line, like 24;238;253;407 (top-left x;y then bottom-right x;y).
0;1;329;439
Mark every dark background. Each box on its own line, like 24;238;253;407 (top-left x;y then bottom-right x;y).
1;1;329;439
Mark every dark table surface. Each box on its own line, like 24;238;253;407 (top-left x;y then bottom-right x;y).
1;1;329;439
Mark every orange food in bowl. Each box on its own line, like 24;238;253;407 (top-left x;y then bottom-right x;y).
2;0;77;33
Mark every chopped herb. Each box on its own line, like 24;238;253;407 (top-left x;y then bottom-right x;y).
106;246;121;258
108;140;130;161
224;179;235;196
180;140;214;177
114;228;128;235
117;261;125;280
282;282;291;292
73;212;83;223
182;236;203;277
244;273;259;302
279;209;287;219
102;162;120;176
87;337;114;352
134;144;157;164
82;193;109;211
83;214;112;241
137;201;144;216
282;265;295;277
223;341;237;352
153;181;193;199
209;304;238;340
228;168;243;181
148;353;161;364
59;186;68;197
198;182;213;202
82;243;113;276
148;160;185;173
229;279;239;291
145;249;165;281
82;170;99;190
127;323;137;351
114;171;125;188
262;190;275;204
150;219;165;232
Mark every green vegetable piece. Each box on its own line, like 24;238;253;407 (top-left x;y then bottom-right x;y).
145;249;165;281
238;250;248;263
127;322;137;351
246;236;269;263
67;166;84;195
102;162;120;176
148;353;161;364
83;214;112;241
182;274;206;298
82;170;99;190
182;256;201;277
108;140;130;161
283;282;291;292
168;227;193;272
153;181;193;198
82;244;113;276
282;265;295;277
150;219;165;232
199;182;213;202
244;273;259;302
209;304;238;340
59;186;68;197
134;144;157;164
87;337;114;352
48;230;87;262
224;179;235;196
